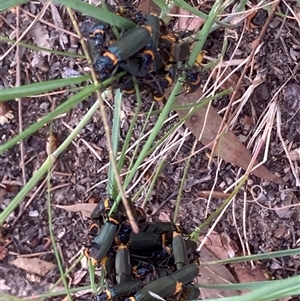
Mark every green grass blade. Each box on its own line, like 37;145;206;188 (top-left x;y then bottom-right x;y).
197;279;296;291
117;78;142;174
142;158;165;207
152;0;168;11
122;80;183;192
0;293;27;301
51;0;135;28
173;0;209;21
47;178;72;301
190;175;246;241
188;0;222;67
0;84;97;154
29;286;92;299
0;35;85;58
193;276;300;301
108;89;122;196
1;96;103;224
0;75;91;101
0;157;54;225
0;0;29;12
203;247;300;265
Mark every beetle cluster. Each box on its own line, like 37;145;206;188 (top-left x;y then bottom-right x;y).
84;198;201;301
87;4;201;101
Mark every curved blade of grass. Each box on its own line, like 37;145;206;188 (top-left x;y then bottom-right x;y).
173;148;191;223
173;0;209;21
0;293;27;301
117;78;142;175
123;102;156;201
52;0;135;28
174;0;234;33
0;84;97;154
203;247;300;266
88;260;96;294
190;175;246;241
141;158;166;207
29;285;92;299
108;89;122;196
0;157;54;225
0;97;102;224
190;277;300;301
0;75;91;102
0;0;28;12
47;178;71;301
198;281;271;290
171;88;230;223
0;35;85;58
188;0;222;67
197;276;300;300
152;0;168;11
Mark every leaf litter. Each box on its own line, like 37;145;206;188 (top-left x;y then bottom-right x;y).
2;1;300;300
10;257;56;277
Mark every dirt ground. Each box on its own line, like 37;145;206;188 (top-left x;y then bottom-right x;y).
1;1;300;300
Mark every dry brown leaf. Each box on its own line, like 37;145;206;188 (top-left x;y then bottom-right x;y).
55;203;97;218
73;269;87;285
10;257;56;276
173;89;283;184
0;102;14;125
80;254;89;270
248;37;260;50
28;23;51;57
0;246;9;261
233;263;267;292
46;134;58;155
26;273;41;282
201;232;269;296
74;287;93;297
50;3;68;49
138;0;160;14
158;211;171;222
198;190;231;199
201;231;237;260
198;245;240;298
0;279;11;291
212;66;244;101
245;10;258;30
178;8;205;31
220;232;238;259
288;148;300;161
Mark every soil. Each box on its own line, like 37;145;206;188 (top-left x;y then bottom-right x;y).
1;1;300;301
